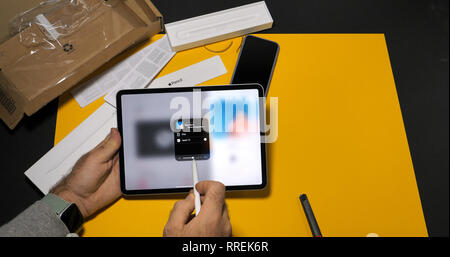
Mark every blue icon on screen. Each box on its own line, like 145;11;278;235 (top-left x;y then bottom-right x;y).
176;120;183;130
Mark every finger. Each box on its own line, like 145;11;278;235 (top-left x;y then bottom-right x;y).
195;180;225;201
92;128;122;162
222;202;230;221
97;153;119;181
195;181;225;217
167;192;195;227
221;204;232;236
94;154;122;204
95;130;112;149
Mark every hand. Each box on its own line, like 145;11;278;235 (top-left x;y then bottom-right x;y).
163;181;232;237
51;128;122;219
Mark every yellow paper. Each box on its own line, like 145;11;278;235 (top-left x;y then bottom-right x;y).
55;34;427;237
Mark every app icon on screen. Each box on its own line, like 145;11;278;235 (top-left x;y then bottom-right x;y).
176;120;184;130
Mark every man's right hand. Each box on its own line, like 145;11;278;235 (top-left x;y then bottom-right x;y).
163;181;232;237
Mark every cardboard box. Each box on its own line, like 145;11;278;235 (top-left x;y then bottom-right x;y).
0;0;43;44
0;0;163;129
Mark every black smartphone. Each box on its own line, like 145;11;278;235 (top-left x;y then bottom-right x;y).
231;35;279;96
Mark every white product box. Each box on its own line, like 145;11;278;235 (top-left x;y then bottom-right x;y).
165;1;273;51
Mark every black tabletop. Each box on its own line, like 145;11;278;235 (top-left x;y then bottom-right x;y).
0;0;448;237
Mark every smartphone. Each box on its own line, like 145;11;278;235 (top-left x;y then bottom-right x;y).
231;35;280;96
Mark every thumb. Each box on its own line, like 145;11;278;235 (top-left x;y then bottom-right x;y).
92;128;122;162
167;192;195;226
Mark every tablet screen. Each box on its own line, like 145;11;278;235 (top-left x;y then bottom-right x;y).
117;85;266;194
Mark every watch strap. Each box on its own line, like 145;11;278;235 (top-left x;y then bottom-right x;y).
42;193;84;233
42;193;70;216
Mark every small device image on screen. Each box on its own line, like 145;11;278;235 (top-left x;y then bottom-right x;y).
231;35;279;95
117;85;266;194
136;121;174;157
174;118;210;161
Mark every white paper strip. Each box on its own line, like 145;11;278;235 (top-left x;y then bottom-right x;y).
148;56;227;89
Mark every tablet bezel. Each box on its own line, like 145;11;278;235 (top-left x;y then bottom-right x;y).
116;84;267;195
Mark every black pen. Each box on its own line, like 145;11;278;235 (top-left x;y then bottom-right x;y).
299;194;322;237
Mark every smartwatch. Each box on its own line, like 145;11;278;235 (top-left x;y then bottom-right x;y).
42;193;84;233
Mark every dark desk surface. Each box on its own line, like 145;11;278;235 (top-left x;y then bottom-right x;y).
0;0;448;236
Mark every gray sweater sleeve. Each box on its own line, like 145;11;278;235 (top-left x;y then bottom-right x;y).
0;200;69;237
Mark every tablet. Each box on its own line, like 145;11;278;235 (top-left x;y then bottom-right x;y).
117;84;267;195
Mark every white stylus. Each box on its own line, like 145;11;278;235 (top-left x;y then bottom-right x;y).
192;157;201;215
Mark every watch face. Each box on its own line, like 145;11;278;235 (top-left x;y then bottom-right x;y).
60;204;84;233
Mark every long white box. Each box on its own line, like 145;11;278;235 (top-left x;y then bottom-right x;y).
25;103;117;194
165;1;273;51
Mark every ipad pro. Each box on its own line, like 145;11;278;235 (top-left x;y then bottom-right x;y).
116;84;267;195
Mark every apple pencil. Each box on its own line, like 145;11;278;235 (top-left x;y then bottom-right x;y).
192;157;201;215
299;194;322;237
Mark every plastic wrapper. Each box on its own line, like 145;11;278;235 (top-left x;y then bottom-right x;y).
0;0;163;129
9;0;104;40
6;0;116;97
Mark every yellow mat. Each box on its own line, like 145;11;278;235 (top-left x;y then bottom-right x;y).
55;34;428;237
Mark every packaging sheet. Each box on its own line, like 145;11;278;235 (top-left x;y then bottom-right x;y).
72;35;175;108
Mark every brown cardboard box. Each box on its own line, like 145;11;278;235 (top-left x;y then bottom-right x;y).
0;0;163;129
0;0;43;44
